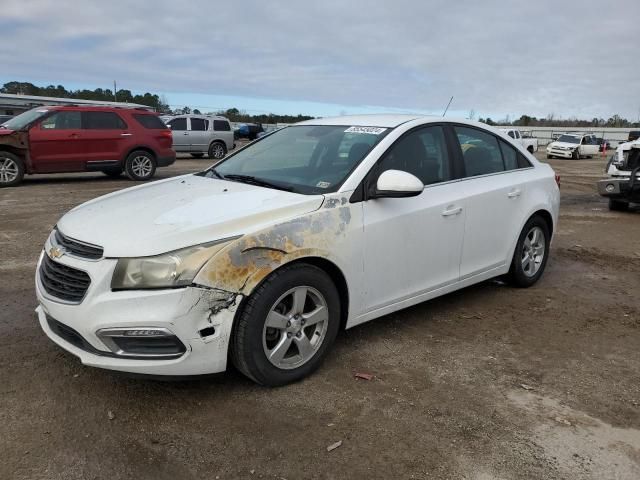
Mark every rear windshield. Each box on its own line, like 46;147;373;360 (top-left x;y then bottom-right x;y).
133;114;167;129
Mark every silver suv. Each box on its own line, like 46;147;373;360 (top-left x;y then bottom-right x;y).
166;115;235;159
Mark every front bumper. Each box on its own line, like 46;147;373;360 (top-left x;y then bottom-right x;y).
597;177;640;201
547;148;575;159
35;243;240;376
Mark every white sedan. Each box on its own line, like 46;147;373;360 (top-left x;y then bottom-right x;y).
36;115;560;385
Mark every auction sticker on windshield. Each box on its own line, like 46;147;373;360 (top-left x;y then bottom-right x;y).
344;126;387;135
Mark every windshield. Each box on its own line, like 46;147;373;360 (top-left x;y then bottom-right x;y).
205;125;390;194
1;108;50;130
557;135;580;144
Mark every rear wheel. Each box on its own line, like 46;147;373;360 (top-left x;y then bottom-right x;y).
0;151;25;187
190;153;204;159
507;216;550;288
124;150;156;181
208;141;226;160
231;263;341;386
608;198;629;212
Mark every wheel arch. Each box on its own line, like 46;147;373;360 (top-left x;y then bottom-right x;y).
532;208;554;237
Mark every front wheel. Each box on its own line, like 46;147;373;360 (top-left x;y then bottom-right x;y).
231;264;341;386
507;216;550;288
572;149;580;160
124;150;156;181
0;151;25;187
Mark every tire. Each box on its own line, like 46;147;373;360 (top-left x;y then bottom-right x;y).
208;141;226;160
190;153;204;159
101;167;123;178
0;151;25;187
608;198;629;212
231;263;341;386
124;150;156;181
572;149;580;160
507;215;551;288
546;154;553;159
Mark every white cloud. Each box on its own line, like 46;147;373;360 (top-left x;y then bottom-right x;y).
1;0;639;119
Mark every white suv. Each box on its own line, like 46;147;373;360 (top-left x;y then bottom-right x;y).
35;115;560;385
166;115;235;159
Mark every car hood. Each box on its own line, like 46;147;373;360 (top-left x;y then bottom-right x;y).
549;141;578;149
57;175;325;257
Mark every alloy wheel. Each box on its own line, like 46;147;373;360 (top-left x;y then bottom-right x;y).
211;144;225;159
521;226;546;277
131;155;153;178
0;157;19;183
262;286;329;370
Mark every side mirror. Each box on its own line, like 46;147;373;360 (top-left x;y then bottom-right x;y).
373;169;424;198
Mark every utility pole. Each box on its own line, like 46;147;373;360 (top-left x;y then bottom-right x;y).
114;81;117;102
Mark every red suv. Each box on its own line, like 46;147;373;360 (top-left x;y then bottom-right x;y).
0;105;175;187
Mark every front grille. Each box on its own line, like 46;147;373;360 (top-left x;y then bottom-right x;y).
39;255;91;303
55;229;103;260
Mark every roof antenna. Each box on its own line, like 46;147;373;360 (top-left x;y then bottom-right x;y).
442;96;454;117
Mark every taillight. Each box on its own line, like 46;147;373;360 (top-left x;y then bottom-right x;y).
160;128;172;138
555;174;561;188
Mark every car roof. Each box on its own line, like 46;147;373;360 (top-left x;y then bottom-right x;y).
42;105;156;114
297;114;425;128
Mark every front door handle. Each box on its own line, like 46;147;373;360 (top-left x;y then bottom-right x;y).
120;133;132;137
69;133;80;139
442;206;463;217
183;132;189;135
507;189;522;198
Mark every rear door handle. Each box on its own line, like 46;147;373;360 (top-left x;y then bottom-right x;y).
120;133;132;137
69;133;80;139
183;132;189;135
442;206;462;217
507;189;522;198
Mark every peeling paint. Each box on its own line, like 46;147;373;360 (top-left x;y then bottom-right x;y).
193;202;354;295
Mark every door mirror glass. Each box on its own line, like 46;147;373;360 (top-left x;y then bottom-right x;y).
374;169;424;198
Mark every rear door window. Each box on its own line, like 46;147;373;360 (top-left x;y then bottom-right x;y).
168;117;187;131
40;111;82;130
454;126;505;177
83;111;127;129
190;118;208;131
213;120;231;131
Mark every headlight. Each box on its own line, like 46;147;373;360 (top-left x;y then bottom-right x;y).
111;238;239;290
613;150;628;167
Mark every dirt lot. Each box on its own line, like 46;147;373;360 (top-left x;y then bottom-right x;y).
1;151;639;479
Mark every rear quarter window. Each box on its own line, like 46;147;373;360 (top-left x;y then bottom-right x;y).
213;120;231;131
134;114;169;129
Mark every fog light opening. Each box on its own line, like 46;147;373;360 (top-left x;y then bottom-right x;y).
96;327;186;358
605;184;615;193
199;326;216;338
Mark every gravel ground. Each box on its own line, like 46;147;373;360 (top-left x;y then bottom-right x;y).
1;150;639;479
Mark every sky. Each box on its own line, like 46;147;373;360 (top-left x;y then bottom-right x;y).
1;0;639;120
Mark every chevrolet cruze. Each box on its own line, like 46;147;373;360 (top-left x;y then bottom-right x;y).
36;115;560;386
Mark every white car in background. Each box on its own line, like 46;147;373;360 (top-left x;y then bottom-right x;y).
500;128;538;153
546;133;600;159
35;115;560;386
597;138;640;211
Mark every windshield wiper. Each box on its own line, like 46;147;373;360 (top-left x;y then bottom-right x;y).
209;168;225;179
222;174;295;192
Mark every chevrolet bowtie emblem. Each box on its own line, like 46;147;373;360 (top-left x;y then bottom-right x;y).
48;246;64;259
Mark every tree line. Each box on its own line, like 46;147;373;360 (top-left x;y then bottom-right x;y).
1;81;314;124
477;113;640;128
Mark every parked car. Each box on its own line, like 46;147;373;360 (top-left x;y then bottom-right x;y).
0;106;175;187
597;138;640;211
166;115;234;159
235;123;264;140
499;128;538;153
628;130;640;142
0;114;13;125
546;133;599;159
35;115;559;385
